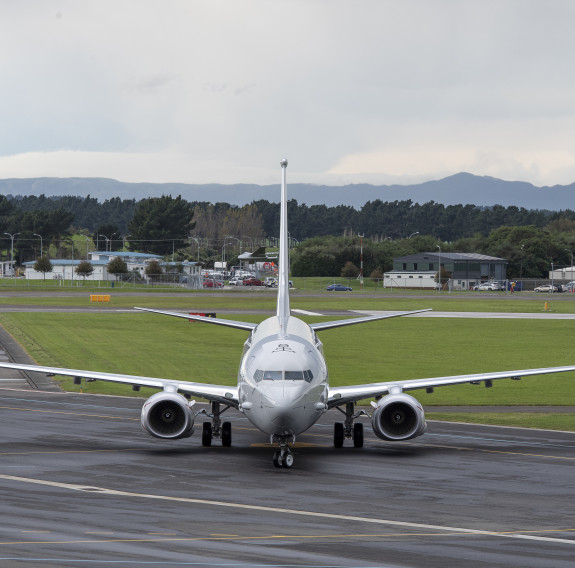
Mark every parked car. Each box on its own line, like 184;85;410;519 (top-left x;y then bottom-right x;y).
243;277;262;286
229;277;244;286
326;283;353;291
264;277;277;287
563;283;575;293
534;284;559;292
203;279;223;288
477;282;500;291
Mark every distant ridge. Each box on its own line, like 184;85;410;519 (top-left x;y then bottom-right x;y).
1;173;574;211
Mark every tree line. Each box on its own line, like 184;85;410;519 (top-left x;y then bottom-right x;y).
2;193;575;277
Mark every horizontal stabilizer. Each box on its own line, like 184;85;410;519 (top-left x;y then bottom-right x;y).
310;309;432;332
134;307;256;331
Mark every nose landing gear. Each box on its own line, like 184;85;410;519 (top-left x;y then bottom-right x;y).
272;436;294;468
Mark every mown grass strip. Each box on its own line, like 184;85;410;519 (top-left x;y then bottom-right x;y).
1;311;574;405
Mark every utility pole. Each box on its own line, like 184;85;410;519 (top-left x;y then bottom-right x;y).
358;233;364;291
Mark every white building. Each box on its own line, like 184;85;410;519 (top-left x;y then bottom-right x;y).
383;270;437;289
23;259;110;281
23;251;201;284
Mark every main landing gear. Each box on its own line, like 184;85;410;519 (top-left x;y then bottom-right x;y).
199;401;232;447
334;402;368;448
272;436;294;469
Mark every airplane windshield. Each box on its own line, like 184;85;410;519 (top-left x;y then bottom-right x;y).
253;370;314;383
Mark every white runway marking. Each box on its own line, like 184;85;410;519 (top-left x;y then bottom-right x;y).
1;474;573;545
352;310;575;319
292;309;323;316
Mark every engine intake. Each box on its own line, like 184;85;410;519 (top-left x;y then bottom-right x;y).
371;393;426;441
141;392;195;439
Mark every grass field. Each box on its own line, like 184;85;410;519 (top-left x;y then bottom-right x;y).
1;288;575;315
0;291;574;431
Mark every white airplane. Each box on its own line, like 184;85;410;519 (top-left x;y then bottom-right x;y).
2;159;575;468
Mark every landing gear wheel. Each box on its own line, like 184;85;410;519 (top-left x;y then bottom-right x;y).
282;452;294;468
334;422;344;448
273;450;283;468
221;421;232;447
202;422;212;447
353;422;364;448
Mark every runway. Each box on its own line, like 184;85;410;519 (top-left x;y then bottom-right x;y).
0;389;573;567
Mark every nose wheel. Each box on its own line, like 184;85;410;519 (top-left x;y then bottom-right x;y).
273;448;294;468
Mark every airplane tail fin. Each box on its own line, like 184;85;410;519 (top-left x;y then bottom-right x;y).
276;159;290;335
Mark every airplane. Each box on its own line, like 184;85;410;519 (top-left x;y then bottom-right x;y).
2;158;575;468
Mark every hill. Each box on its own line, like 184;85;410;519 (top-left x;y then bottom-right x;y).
1;173;574;210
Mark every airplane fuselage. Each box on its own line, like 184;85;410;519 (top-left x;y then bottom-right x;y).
237;315;329;438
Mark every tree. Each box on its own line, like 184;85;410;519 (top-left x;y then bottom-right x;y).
107;257;128;278
145;259;163;279
341;261;359;278
75;260;94;280
128;195;195;255
34;256;53;280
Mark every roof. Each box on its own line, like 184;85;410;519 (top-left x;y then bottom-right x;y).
24;260;109;266
395;252;506;262
90;251;160;259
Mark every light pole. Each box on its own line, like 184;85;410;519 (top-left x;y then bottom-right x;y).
565;248;574;280
3;232;19;270
33;233;43;257
122;234;131;251
436;244;442;292
190;236;200;263
99;235;109;252
408;231;419;238
109;232;117;252
358;233;364;291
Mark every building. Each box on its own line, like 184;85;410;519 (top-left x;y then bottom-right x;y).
384;252;508;290
23;251;201;286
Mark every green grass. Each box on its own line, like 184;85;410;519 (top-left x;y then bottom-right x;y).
427;413;575;431
1;289;575;315
1;311;575;407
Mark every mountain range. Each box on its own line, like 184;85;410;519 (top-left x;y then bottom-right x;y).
1;173;574;211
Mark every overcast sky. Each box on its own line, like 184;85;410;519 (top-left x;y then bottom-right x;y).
1;0;574;187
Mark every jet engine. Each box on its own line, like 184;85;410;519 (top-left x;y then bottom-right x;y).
141;391;195;439
371;393;426;441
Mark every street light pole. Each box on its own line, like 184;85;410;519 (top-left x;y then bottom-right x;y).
33;233;43;257
565;248;574;280
3;232;20;271
436;244;442;292
358;233;364;291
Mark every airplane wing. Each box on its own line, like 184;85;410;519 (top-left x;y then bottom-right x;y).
327;364;575;407
134;307;256;331
0;361;239;406
310;309;432;332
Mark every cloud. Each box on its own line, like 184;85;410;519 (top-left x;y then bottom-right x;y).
1;1;575;186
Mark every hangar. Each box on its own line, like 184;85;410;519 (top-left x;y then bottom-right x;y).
384;252;508;290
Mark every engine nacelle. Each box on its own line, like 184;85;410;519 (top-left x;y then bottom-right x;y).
371;393;426;441
141;391;195;440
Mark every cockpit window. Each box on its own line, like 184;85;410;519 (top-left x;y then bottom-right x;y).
253;370;314;383
263;371;283;381
284;371;303;381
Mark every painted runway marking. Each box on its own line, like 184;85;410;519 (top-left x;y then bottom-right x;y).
0;474;573;546
292;309;323;316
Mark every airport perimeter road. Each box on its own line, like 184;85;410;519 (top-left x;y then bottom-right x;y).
0;389;573;568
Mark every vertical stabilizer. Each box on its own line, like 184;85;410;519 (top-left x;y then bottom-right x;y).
276;159;290;336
